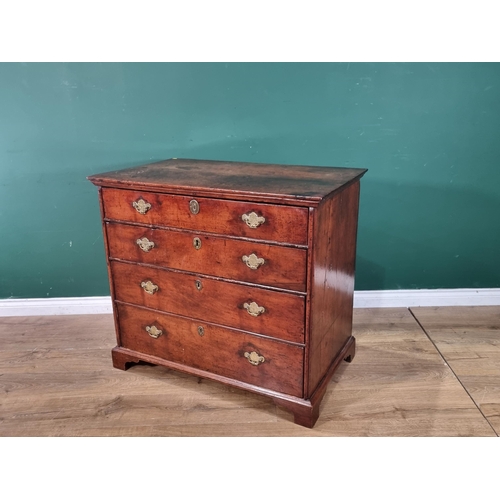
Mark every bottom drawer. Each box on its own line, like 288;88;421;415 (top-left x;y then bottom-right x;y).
116;303;304;398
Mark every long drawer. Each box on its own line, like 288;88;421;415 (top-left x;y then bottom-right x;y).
102;188;308;245
116;303;304;398
111;261;305;343
106;222;307;292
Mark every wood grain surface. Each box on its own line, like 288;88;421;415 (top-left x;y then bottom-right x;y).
110;260;306;343
411;306;500;435
308;180;360;395
106;222;307;291
102;187;309;245
1;307;496;436
88;158;367;207
115;303;304;398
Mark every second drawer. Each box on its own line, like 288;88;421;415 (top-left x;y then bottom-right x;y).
106;222;307;292
111;260;305;344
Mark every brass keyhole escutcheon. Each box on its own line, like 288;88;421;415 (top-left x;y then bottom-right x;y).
197;326;204;337
193;237;202;250
195;280;203;291
189;199;200;215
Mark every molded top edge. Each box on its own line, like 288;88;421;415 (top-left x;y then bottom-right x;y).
88;158;367;206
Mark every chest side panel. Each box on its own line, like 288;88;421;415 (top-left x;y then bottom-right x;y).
307;181;361;396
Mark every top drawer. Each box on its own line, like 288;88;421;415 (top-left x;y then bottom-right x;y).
101;188;308;246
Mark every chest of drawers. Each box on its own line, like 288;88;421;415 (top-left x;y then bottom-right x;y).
88;158;366;427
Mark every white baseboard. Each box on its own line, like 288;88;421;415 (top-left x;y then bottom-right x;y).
0;289;499;317
0;296;113;317
353;288;500;308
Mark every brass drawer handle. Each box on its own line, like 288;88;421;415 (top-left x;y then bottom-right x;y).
243;301;265;317
141;280;158;295
244;351;265;366
132;198;152;215
136;237;155;252
242;212;265;229
242;253;265;270
145;325;163;339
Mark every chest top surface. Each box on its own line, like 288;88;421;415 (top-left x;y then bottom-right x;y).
88;158;366;207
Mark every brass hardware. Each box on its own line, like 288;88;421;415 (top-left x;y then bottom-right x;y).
197;325;204;337
146;325;163;339
243;301;265;317
141;280;158;295
242;212;266;229
242;253;265;270
193;237;202;250
136;237;155;252
132;198;152;215
189;199;200;215
244;351;265;366
195;280;203;291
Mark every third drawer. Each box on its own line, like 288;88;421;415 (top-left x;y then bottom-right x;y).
111;260;305;344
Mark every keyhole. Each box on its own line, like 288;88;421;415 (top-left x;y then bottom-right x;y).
197;326;204;337
195;280;203;291
193;237;202;250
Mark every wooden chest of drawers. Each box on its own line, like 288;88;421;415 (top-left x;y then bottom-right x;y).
88;158;366;427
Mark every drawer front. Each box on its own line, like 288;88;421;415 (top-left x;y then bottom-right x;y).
102;188;308;245
106;222;307;292
116;303;304;398
111;261;305;344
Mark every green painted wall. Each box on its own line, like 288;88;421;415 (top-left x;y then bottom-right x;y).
1;63;499;298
